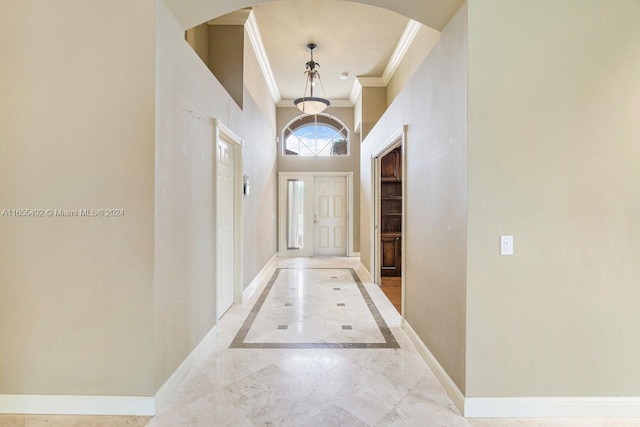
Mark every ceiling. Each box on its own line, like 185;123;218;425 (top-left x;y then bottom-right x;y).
166;0;464;37
251;0;410;102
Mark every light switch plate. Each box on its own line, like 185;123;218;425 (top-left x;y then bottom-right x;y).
500;235;514;255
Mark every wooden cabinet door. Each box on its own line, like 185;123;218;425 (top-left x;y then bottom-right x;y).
381;236;401;276
380;148;401;180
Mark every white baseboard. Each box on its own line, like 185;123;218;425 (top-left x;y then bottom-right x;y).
242;253;277;302
0;323;220;416
349;252;361;257
403;320;640;418
464;397;640;418
153;323;219;413
356;262;372;283
0;395;155;416
402;320;465;414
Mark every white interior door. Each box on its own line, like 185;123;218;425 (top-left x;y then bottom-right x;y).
313;176;347;256
216;138;234;317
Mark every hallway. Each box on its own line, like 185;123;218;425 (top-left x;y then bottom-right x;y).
148;257;467;426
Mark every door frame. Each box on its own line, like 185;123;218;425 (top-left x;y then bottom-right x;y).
213;119;243;318
278;171;354;257
371;125;407;315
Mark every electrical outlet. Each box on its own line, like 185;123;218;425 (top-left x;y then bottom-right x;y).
500;235;514;256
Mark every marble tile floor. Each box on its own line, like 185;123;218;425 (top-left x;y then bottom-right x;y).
150;257;455;426
2;257;640;426
230;267;396;348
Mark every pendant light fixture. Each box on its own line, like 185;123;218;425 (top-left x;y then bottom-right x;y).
293;43;330;114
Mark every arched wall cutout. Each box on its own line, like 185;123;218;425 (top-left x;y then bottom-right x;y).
164;0;465;33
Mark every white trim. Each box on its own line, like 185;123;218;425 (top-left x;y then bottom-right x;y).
464;397;640;418
349;79;362;105
346;173;355;257
349;251;361;257
153;324;219;413
403;320;465;414
213;119;244;314
370;126;407;294
0;324;221;416
0;395;154;416
278;172;354;258
370;126;406;159
242;253;277;302
357;262;372;283
350;20;422;105
245;12;281;103
404;319;640;419
217;120;243;147
381;20;422;85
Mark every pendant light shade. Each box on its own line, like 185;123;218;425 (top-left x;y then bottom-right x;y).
293;43;330;114
293;97;331;114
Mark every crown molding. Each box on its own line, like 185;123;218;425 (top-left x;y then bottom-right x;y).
245;11;281;103
349;79;362;105
381;19;422;85
246;15;422;107
350;19;422;105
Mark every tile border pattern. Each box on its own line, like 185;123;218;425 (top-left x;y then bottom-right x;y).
230;268;399;349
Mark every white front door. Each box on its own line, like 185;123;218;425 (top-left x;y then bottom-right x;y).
216;138;234;318
313;176;347;256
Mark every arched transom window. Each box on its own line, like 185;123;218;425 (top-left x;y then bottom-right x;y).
283;113;349;156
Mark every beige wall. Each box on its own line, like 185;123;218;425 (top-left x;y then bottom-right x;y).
386;25;441;106
360;87;387;141
207;25;244;108
277;107;360;252
360;3;468;392
185;23;209;64
154;1;277;389
241;28;278;284
466;0;640;397
0;0;156;395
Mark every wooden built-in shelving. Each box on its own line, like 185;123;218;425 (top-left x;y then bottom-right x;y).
380;147;402;277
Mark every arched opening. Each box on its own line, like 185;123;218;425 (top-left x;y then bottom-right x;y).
164;0;463;33
282;113;349;156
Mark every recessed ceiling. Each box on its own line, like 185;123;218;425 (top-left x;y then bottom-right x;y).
251;0;409;101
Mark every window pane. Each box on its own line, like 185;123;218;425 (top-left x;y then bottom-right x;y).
282;114;349;157
286;180;304;249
